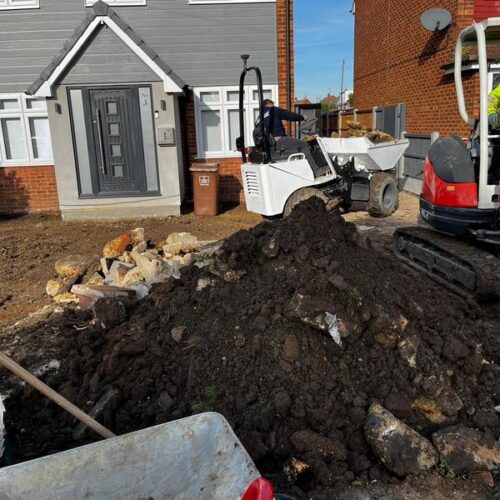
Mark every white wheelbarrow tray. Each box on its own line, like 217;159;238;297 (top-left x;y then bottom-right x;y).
0;412;259;499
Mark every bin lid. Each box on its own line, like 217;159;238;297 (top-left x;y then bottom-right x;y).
190;163;219;173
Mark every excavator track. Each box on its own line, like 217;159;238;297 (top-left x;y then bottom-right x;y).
393;226;500;302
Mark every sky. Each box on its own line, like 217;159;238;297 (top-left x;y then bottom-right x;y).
294;0;355;101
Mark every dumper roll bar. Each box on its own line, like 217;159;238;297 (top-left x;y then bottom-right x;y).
237;54;271;164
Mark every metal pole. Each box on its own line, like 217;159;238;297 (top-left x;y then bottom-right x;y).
340;59;345;111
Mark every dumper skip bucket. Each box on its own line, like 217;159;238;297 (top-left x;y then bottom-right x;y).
0;412;259;499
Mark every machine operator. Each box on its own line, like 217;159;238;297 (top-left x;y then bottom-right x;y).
263;99;306;141
261;99;319;166
488;83;500;129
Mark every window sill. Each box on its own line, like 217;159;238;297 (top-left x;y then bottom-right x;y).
195;152;241;160
0;4;39;10
0;161;54;167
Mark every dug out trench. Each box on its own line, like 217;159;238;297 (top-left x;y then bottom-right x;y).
0;199;499;497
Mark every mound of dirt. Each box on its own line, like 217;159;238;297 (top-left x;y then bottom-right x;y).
1;199;499;497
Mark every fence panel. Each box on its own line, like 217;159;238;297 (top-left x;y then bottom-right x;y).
400;133;435;194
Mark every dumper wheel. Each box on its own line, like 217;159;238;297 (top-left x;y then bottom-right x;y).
367;172;399;217
283;187;329;218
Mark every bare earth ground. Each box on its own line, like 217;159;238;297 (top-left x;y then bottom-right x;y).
0;205;261;330
0;193;419;331
0;193;496;499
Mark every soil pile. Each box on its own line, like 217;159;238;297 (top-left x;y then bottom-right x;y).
2;199;499;497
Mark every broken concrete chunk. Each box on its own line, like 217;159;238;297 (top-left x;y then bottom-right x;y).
104;260;135;286
71;284;137;300
129;227;145;246
346;120;363;130
171;326;187;343
100;257;111;275
290;430;347;461
120;267;145;288
54;255;89;278
131;250;173;286
398;336;419;368
432;424;500;474
261;238;280;258
46;275;78;297
85;272;105;287
132;241;147;254
365;402;439;477
128;283;150;301
53;292;79;304
283;457;310;484
102;234;131;259
163;232;198;255
196;277;216;292
368;312;409;349
166;232;198;246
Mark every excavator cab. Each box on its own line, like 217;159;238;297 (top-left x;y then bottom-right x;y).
420;20;500;245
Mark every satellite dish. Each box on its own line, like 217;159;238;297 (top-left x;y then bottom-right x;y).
421;8;452;32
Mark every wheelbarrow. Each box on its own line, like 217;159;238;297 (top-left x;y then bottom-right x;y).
0;412;261;499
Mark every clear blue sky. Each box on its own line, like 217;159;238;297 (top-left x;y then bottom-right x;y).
294;0;354;101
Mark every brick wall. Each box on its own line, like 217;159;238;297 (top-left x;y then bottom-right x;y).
0;165;59;214
181;0;294;204
354;0;477;137
475;0;500;20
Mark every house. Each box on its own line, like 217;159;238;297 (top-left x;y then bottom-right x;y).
353;1;499;191
320;93;338;110
0;0;293;218
295;97;312;106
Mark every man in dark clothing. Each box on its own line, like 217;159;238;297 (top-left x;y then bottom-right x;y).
261;100;319;169
263;99;305;140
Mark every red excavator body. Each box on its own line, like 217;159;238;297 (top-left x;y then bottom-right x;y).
419;136;499;240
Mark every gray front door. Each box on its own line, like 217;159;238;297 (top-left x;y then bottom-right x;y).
87;87;147;195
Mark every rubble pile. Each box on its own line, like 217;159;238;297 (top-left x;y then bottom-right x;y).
331;120;395;143
45;229;218;307
2;199;500;497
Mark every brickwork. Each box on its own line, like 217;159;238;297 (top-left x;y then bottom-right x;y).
181;0;294;203
475;0;500;20
0;165;59;214
354;0;478;136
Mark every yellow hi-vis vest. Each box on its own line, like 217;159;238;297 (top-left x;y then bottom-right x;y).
488;84;500;116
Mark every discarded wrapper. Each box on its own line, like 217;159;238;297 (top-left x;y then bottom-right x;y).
325;312;342;347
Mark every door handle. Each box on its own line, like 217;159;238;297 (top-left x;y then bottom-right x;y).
95;110;106;175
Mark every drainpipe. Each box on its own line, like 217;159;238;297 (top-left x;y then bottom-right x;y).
285;0;292;129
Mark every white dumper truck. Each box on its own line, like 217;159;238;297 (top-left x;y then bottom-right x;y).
236;56;409;218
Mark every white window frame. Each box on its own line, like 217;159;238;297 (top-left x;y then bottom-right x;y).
194;84;278;159
0;0;39;10
0;94;53;167
189;0;274;4
85;0;146;6
488;69;500;91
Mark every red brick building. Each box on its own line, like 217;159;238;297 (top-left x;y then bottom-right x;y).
353;0;500;137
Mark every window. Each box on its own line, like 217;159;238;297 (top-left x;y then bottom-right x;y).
194;85;278;158
85;0;146;5
0;0;38;10
0;94;53;166
489;71;500;92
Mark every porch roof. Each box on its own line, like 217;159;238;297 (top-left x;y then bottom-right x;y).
27;0;186;97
